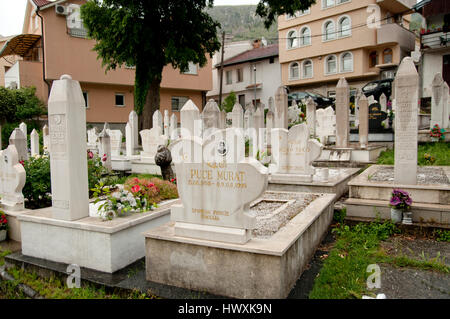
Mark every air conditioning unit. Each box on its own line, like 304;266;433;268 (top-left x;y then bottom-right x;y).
55;4;68;15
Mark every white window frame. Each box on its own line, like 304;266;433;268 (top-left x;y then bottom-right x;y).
339;52;354;73
182;62;198;75
324;54;338;75
286;29;299;49
338;15;352;38
322;19;336;42
226;70;233;85
115;93;125;107
289;62;300;80
299;26;312;46
302;59;314;79
322;0;335;9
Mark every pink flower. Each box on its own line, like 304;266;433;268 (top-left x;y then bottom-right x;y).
88;151;94;159
131;185;141;193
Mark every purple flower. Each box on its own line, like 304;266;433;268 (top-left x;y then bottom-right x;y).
390;197;401;206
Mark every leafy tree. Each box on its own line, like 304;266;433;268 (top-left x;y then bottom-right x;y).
80;0;315;129
221;91;236;113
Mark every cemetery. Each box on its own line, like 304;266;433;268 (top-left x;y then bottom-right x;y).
0;56;449;299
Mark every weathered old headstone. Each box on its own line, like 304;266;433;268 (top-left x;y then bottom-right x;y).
107;129;123;157
99;128;112;170
9;129;28;162
171;128;268;244
87;127;99;150
170;113;178;140
163;110;170;137
202;99;221;137
288;100;301;125
316;106;336;145
431;73;447;129
140;127;168;163
125;122;133;158
231;102;244;129
358;95;369;149
394;57;418;185
270;123;323;182
43;124;50;153
48;74;89;221
369;103;388;131
180;100;201;138
153;110;163;132
306;97;316;137
129;110;139;151
19;122;27;151
30;129;39;156
0;145;26;210
335;78;350;148
274;86;288;129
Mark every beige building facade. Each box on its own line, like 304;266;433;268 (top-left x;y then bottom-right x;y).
278;0;417;99
1;0;212;125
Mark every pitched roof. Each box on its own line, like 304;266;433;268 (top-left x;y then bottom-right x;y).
31;0;53;7
220;44;278;68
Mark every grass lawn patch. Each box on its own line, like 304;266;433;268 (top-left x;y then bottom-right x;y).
377;142;450;166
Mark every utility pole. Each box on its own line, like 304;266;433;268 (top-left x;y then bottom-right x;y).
218;31;225;107
253;64;257;109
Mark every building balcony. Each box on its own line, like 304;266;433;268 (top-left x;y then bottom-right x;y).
376;0;416;14
421;30;450;51
377;23;416;51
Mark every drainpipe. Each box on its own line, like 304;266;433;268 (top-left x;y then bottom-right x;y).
36;8;51;98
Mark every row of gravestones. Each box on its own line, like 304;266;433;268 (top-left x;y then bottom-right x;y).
430;72;450;129
8;123;50;162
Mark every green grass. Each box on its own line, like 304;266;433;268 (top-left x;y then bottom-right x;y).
309;220;449;299
377;142;450;166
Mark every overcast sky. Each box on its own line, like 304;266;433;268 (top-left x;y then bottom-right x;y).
0;0;261;37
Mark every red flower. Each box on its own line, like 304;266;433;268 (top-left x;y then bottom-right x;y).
146;183;155;188
102;154;107;162
133;178;140;183
88;151;94;159
19;160;25;166
131;185;141;193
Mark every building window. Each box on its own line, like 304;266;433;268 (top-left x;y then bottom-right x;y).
337;0;350;3
369;51;378;68
338;16;351;37
325;55;337;74
300;27;311;46
340;52;353;72
269;57;275;64
236;68;243;82
383;48;393;64
239;94;245;106
287;30;298;49
182;62;198;75
381;70;395;79
171;96;189;111
83;92;89;108
115;93;125;107
323;20;335;41
289;62;300;80
323;0;335;8
226;70;232;84
303;60;313;78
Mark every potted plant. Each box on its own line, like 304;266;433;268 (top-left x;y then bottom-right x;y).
430;124;445;142
0;211;8;241
389;189;412;223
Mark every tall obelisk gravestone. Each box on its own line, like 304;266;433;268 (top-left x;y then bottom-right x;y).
335;78;349;148
394;58;418;185
48;75;89;220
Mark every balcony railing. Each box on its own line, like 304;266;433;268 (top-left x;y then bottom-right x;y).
421;30;450;50
377;23;416;51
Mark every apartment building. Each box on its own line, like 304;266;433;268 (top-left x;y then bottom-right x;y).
0;0;212;126
416;0;450;97
278;0;417;100
207;40;281;108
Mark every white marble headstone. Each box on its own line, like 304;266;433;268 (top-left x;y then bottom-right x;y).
140;127;168;163
106;129;123;157
0;145;26;210
9;128;28;162
30;129;39;156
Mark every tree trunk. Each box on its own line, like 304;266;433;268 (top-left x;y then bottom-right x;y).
138;77;162;131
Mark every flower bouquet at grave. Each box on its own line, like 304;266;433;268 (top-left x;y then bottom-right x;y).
0;211;8;241
423;153;436;164
389;189;412;212
430;124;445;141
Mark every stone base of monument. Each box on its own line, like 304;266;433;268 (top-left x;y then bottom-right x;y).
144;192;335;299
17;199;178;273
268;168;360;200
2;208;30;242
131;160;162;175
317;145;386;164
418;129;450;143
344;165;450;225
111;155;136;171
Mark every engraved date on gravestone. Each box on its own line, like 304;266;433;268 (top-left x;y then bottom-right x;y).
50;114;67;154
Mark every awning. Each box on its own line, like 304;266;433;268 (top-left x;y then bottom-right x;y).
0;34;41;58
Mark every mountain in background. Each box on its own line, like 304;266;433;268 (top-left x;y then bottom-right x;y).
207;5;278;43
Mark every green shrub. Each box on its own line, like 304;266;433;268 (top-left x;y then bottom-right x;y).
22;155;52;209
